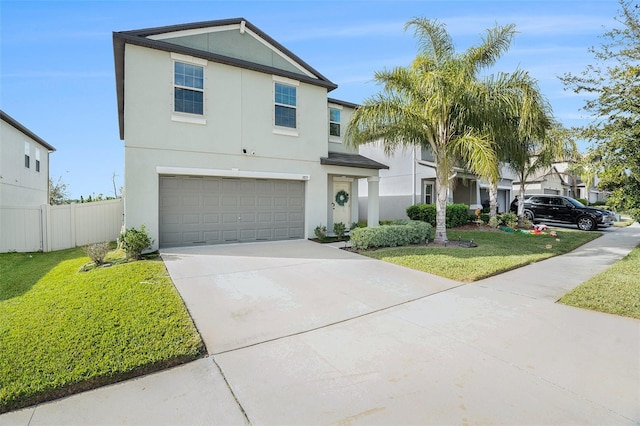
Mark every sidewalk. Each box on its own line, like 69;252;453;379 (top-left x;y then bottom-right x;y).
2;224;638;425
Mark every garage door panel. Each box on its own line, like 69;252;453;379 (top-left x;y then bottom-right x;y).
159;175;305;248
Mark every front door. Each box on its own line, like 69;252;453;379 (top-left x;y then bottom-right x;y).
332;181;351;228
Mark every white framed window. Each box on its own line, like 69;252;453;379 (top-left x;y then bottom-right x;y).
24;142;30;169
274;82;297;128
424;181;434;204
174;61;204;115
329;107;341;137
35;148;41;172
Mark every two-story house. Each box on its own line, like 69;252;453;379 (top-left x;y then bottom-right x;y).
113;18;387;249
1;110;56;252
357;144;515;220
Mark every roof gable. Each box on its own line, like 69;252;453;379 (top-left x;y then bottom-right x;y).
0;110;56;152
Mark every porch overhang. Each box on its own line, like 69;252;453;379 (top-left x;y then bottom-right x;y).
320;152;389;170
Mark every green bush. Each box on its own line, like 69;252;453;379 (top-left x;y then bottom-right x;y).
314;225;327;241
591;201;607;206
350;220;433;250
333;222;346;240
480;213;490;223
576;198;589;205
499;212;519;228
406;203;470;228
118;225;153;260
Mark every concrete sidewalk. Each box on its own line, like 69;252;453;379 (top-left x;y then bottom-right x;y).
2;224;639;425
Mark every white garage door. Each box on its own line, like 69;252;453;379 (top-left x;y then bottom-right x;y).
159;176;305;248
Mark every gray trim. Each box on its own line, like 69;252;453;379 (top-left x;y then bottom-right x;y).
328;98;359;109
113;18;339;140
321;152;389;170
0;110;56;151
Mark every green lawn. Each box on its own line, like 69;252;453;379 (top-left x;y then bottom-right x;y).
560;245;640;319
361;228;601;282
0;247;205;413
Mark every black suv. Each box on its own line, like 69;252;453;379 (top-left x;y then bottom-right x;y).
510;195;614;231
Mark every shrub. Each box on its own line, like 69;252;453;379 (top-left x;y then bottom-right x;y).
480;213;490;223
118;225;153;260
406;203;470;228
84;241;109;265
591;201;607;206
576;198;589;205
333;222;346;240
488;217;500;228
499;212;519;229
314;225;327;241
350;220;432;250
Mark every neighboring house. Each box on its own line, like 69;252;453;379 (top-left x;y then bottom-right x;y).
113;18;387;249
513;165;570;197
357;144;515;220
0;110;56;252
0;110;56;208
514;162;609;203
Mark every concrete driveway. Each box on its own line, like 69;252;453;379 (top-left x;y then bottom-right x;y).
161;240;462;354
160;228;640;424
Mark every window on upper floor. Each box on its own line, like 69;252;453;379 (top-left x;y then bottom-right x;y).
24;142;30;169
35;148;41;172
174;61;204;115
329;108;341;137
274;82;296;128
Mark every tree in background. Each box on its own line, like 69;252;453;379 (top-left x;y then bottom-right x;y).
561;0;640;221
346;18;536;243
49;176;69;205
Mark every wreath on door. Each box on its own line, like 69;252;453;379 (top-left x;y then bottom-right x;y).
335;189;350;206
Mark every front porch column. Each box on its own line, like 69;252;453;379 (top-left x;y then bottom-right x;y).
367;176;380;227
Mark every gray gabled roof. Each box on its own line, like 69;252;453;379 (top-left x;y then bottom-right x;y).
113;18;338;140
321;152;389;170
0;110;56;151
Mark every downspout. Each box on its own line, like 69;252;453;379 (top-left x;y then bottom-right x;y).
412;145;416;205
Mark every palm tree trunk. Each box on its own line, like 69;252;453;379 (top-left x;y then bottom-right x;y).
434;171;449;243
517;183;527;227
489;182;498;218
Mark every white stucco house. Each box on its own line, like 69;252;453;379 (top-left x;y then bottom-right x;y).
113;18;388;249
0;110;56;208
357;144;516;221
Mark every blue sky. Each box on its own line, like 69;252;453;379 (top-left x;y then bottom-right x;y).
0;0;621;199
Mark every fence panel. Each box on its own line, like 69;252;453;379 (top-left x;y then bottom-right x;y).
0;199;124;253
0;207;42;252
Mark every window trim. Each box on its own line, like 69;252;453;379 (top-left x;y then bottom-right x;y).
171;53;207;124
423;181;434;204
35;148;41;172
273;76;299;135
329;105;342;142
24;142;30;169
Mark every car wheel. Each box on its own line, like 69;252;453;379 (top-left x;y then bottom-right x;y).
524;210;535;222
577;216;596;231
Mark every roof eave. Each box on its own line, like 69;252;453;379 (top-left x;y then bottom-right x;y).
0;110;56;152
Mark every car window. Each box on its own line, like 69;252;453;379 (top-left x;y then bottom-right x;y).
529;196;544;204
550;198;564;206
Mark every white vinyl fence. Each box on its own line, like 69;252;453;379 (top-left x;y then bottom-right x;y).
0;198;124;253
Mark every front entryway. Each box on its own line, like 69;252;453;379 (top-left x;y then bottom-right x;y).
332;180;351;228
159;175;304;248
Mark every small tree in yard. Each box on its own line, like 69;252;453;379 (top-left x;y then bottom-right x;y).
119;225;153;260
84;242;110;265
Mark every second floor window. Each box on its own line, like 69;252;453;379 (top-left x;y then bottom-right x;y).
174;61;204;115
274;83;296;128
329;108;340;137
24;142;30;168
35;148;41;172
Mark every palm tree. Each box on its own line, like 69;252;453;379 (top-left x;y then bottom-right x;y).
484;71;554;219
346;18;521;243
507;122;577;224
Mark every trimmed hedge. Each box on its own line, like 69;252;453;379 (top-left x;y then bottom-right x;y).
406;203;471;228
350;220;433;250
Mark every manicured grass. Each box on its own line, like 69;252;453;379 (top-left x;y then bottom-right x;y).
361;228;601;282
560;245;640;319
0;247;205;413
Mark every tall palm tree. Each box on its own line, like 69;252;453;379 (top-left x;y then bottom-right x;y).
484;71;554;219
346;18;519;243
507;122;577;224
